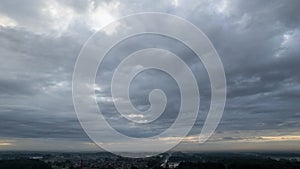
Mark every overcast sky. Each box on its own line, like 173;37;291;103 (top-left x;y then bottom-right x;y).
0;0;300;152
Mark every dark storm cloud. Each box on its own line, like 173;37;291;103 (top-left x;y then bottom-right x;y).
0;0;299;150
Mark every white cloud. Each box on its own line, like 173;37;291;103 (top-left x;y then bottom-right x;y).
41;0;76;33
0;15;17;27
86;1;120;34
216;0;229;14
172;0;179;7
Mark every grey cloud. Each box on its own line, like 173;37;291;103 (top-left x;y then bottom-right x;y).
0;0;299;150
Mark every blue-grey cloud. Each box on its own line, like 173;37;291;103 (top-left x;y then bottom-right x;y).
0;0;299;151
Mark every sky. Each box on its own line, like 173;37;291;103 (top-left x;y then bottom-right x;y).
0;0;300;152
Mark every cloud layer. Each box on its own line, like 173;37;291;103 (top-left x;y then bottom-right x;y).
0;0;300;151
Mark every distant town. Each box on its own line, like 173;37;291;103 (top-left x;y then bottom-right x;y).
0;151;300;169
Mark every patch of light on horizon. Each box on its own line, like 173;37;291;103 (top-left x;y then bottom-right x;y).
0;140;15;147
